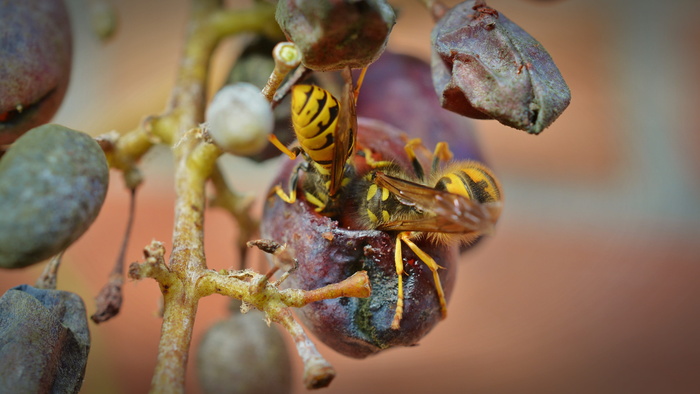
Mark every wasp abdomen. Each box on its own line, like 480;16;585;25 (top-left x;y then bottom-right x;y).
433;162;501;204
291;85;341;166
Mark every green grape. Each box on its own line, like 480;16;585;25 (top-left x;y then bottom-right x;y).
0;124;109;268
197;306;292;394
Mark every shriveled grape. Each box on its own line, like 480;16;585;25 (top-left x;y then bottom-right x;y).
0;285;90;393
275;0;395;71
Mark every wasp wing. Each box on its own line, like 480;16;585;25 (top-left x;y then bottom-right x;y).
329;67;357;196
374;171;502;234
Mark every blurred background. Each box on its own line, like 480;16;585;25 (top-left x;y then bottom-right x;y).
2;0;699;392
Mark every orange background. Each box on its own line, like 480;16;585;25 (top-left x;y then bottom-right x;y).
2;0;699;392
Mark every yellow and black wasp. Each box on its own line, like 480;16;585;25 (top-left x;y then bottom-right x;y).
351;138;503;329
268;67;366;215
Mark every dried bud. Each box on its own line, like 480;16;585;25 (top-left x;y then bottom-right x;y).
275;0;396;71
431;0;570;134
0;124;109;269
88;0;118;41
226;38;295;162
205;83;274;156
0;285;90;393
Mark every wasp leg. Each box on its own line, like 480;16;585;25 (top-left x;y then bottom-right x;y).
431;142;454;174
268;134;302;160
268;161;306;204
398;232;448;321
403;138;431;181
361;148;393;169
304;191;328;212
391;235;407;330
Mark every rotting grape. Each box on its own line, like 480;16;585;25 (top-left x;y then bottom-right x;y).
0;124;109;268
262;120;461;358
0;0;72;144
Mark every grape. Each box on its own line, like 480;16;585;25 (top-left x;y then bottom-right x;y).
431;0;570;134
225;37;295;163
197;305;292;394
261;120;459;358
206;83;274;156
0;124;109;268
355;51;484;162
275;0;395;71
0;0;72;144
0;285;90;393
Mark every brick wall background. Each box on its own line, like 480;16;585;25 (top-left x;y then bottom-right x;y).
2;0;698;392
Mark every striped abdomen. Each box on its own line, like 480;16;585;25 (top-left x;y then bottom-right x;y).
432;162;501;204
291;85;340;169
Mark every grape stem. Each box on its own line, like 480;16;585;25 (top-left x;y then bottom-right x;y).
34;252;64;290
130;241;371;391
110;0;374;392
91;187;137;323
103;0;378;392
123;1;280;393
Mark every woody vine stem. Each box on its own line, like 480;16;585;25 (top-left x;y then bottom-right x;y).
97;1;371;392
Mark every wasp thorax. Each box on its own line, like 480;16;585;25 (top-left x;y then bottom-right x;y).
275;0;396;71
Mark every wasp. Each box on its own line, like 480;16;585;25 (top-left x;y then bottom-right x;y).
268;67;366;215
351;138;503;329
